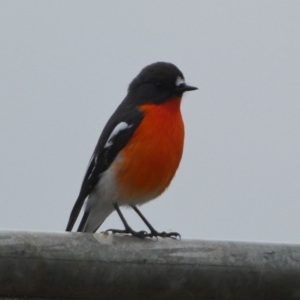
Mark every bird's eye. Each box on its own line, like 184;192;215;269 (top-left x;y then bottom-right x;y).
155;81;166;90
155;81;165;89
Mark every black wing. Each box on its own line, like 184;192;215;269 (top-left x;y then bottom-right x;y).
66;102;143;231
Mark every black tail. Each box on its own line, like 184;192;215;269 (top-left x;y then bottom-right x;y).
77;211;90;232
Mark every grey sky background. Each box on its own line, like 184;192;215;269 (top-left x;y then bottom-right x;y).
1;1;299;243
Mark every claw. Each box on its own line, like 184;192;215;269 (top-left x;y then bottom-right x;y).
147;230;181;240
104;228;149;239
103;228;180;240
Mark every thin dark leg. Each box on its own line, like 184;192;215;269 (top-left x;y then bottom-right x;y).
105;203;149;238
131;205;181;239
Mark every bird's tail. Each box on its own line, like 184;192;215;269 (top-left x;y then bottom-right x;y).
77;197;115;233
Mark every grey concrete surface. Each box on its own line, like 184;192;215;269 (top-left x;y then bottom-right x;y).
0;231;300;299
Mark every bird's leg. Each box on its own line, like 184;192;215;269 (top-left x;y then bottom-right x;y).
105;203;149;238
131;205;181;239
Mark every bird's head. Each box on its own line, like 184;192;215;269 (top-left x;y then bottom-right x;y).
127;62;197;105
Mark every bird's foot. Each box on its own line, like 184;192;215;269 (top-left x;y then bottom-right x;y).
104;228;181;240
147;230;181;240
104;228;149;239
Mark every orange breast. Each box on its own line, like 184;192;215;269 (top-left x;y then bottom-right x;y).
114;98;184;204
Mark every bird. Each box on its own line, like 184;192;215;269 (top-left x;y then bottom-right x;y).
66;62;197;238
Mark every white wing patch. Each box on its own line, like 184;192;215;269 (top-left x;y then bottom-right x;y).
175;76;185;86
104;122;132;148
87;154;98;180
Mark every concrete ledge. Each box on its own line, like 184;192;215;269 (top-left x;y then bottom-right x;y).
0;230;300;299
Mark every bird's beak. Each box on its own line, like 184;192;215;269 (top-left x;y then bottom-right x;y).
174;83;198;93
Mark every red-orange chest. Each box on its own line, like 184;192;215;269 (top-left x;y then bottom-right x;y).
114;98;185;203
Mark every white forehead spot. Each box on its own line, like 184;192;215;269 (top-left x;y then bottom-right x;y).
104;122;132;148
175;76;185;86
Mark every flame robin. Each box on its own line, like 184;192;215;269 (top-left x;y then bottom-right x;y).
66;62;197;238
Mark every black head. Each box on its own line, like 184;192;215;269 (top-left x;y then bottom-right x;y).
127;62;197;105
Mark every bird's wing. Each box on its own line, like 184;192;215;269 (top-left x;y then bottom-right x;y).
66;104;143;231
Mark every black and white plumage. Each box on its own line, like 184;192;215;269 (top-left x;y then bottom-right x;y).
66;62;197;235
66;102;143;232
